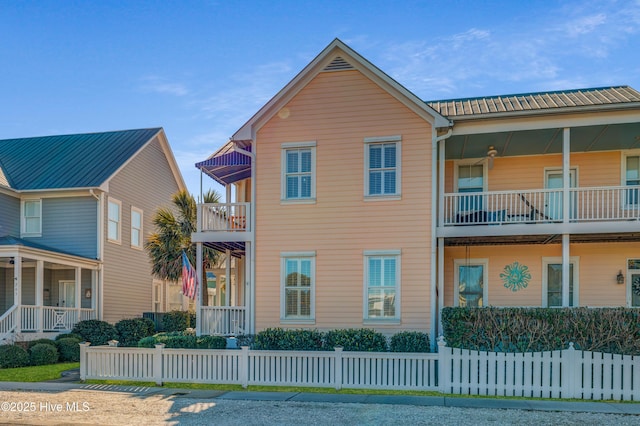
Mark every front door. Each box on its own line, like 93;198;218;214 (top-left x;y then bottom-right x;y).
545;169;576;220
58;281;75;307
544;261;577;307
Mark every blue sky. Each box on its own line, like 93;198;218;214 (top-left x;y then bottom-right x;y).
1;0;639;197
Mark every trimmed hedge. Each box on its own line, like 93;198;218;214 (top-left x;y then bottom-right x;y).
390;331;430;353
137;332;226;349
254;328;323;351
115;318;156;347
324;328;388;352
72;319;118;346
55;333;83;342
162;311;192;332
27;338;57;350
442;307;640;355
56;337;81;362
29;343;59;366
0;345;29;368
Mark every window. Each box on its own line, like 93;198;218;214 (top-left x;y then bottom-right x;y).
131;207;143;249
364;251;400;321
281;252;315;322
454;259;488;307
456;162;485;212
627;259;640;307
107;198;121;243
21;199;42;236
281;142;316;202
542;258;579;307
365;136;401;198
625;155;640;207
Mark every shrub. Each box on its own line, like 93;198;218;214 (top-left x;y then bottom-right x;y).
137;336;157;348
56;338;81;362
72;319;118;346
29;343;59;366
27;338;57;350
390;331;431;353
324;329;388;352
254;328;324;351
196;335;227;349
234;334;255;349
162;311;191;332
0;345;29;368
115;318;156;347
55;333;83;342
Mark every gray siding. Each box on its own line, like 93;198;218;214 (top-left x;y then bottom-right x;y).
0;192;19;236
29;196;98;259
103;135;182;322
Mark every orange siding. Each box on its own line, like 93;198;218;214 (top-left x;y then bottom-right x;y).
254;70;433;332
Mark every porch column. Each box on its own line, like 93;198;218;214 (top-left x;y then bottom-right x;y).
562;234;570;307
437;237;444;337
35;260;44;333
563;128;570;224
91;270;97;313
226;250;232;307
75;267;82;324
196;242;203;336
13;255;21;332
438;138;445;227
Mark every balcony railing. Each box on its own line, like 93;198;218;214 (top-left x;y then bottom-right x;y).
20;305;96;332
200;306;246;336
443;186;640;226
198;203;251;232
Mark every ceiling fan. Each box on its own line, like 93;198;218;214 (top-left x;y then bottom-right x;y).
486;145;498;169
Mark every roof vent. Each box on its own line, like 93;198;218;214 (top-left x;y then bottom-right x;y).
323;56;354;72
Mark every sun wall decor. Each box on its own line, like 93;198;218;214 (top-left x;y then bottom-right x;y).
500;261;531;292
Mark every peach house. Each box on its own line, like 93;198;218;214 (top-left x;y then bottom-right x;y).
192;39;640;343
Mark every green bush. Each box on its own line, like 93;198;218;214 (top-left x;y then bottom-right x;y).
55;333;83;342
72;319;118;346
29;343;59;366
196;335;227;349
56;338;81;362
254;328;324;351
442;307;640;355
234;334;255;348
162;311;191;332
0;345;29;368
27;338;57;350
390;331;430;353
324;329;388;352
137;336;157;348
115;318;156;347
137;333;225;349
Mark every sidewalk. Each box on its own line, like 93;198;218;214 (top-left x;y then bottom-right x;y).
1;370;637;416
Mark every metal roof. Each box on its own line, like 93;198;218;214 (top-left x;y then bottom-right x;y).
195;140;252;186
426;86;640;119
0;128;161;190
0;235;96;259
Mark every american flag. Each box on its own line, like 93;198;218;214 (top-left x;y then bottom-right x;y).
181;251;198;300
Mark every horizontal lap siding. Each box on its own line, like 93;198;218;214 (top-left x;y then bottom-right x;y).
255;70;433;332
38;197;98;258
0;192;19;236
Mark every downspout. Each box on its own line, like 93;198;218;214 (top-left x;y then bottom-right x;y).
232;142;256;334
431;126;452;351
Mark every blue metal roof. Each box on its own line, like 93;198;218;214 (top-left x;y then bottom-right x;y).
0;235;96;260
195;141;252;185
0;128;161;190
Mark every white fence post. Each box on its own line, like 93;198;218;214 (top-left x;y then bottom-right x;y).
79;342;90;381
563;342;581;399
334;347;343;390
153;344;165;386
437;336;449;393
240;346;249;388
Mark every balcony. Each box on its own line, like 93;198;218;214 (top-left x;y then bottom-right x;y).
440;186;640;239
193;202;253;251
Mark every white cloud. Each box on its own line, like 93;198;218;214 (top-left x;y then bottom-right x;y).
140;76;189;96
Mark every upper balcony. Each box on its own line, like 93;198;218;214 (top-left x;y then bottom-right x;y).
192;202;253;249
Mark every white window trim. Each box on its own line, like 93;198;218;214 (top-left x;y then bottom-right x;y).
152;279;164;312
130;206;143;249
280;251;316;324
363;250;401;324
626;258;640;307
364;136;401;200
281;141;317;204
453;159;488;193
107;198;122;244
20;198;42;237
453;258;489;307
622;150;640;209
541;257;580;307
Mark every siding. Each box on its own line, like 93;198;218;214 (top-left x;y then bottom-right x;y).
102;136;181;323
0;192;19;236
255;70;433;333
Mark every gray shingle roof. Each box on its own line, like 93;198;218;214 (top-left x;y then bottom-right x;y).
426;86;640;118
0;128;161;190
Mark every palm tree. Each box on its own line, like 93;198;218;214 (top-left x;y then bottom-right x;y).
145;189;221;305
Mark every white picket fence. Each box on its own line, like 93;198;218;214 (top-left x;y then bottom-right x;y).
79;339;640;400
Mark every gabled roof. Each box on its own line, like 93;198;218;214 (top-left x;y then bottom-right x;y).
0;128;163;190
427;86;640;119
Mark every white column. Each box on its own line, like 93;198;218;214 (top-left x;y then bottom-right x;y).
438;139;446;227
563;128;570;224
14;255;21;331
437;237;445;337
226;250;232;307
562;234;570;307
196;243;203;336
75;267;82;326
35;260;44;332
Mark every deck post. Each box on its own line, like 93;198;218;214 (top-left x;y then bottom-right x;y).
240;346;249;388
334;347;344;390
153;344;165;386
79;342;90;381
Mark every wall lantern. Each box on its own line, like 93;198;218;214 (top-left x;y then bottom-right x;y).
85;289;92;299
616;270;625;284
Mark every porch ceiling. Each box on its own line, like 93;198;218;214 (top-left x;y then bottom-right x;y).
204;241;245;258
445;122;640;160
445;232;640;246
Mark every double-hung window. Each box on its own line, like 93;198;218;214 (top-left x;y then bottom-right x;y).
107;198;121;243
21;199;42;236
282;142;316;202
281;252;315;322
364;251;400;322
131;207;143;249
454;259;488;307
625;155;640;207
365;136;401;198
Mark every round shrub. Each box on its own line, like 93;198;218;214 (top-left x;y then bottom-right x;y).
196;335;227;349
162;311;191;332
137;336;157;348
162;335;197;348
390;331;431;353
0;345;29;368
254;328;324;351
27;338;57;350
55;333;83;342
56;337;81;362
72;319;118;346
115;318;156;347
29;343;59;366
324;328;388;352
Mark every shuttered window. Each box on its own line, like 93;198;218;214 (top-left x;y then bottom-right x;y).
281;252;315;322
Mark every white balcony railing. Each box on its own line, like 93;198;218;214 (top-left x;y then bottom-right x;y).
198;203;250;232
18;305;96;332
200;306;246;336
443;186;640;226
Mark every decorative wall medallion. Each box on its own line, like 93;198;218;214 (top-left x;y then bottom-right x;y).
632;275;640;297
500;261;531;292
